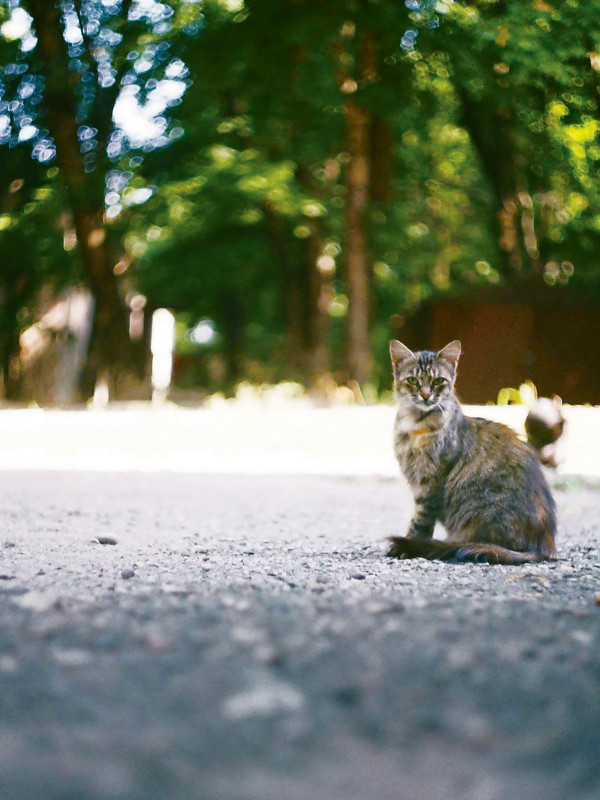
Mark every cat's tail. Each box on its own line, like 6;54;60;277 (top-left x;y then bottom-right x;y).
387;536;548;565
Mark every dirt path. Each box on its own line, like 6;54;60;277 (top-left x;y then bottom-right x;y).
1;472;599;800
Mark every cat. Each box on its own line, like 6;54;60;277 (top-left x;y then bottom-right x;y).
387;340;557;565
525;396;565;468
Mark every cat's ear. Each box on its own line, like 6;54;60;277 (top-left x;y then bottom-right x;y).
390;340;416;367
437;340;461;367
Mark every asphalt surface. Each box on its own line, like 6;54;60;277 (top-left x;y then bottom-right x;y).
1;471;599;800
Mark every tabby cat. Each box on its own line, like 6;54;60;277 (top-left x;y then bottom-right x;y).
387;340;557;565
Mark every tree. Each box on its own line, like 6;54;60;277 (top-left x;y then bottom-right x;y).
4;0;600;401
434;0;600;281
0;146;70;398
2;0;188;397
0;7;72;398
137;0;422;389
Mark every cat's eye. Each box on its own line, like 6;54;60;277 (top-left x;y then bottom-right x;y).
406;376;419;386
432;377;446;388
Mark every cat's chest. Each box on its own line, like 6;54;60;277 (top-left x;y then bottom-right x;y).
395;421;443;474
393;412;458;484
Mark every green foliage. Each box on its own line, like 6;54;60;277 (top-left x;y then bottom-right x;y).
0;0;189;390
0;136;73;390
3;0;600;395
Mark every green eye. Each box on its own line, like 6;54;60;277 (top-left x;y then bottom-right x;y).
432;377;446;388
406;376;419;386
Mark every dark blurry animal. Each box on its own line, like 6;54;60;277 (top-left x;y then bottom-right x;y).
387;340;557;565
525;397;565;468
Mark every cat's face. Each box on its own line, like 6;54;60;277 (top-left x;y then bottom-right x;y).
390;340;461;416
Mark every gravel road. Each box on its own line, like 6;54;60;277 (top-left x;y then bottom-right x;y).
1;471;599;800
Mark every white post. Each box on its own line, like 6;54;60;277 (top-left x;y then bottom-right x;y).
150;308;175;403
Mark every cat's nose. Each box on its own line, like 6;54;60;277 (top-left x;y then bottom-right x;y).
420;387;432;401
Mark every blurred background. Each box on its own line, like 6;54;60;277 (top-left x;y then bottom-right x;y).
0;1;599;435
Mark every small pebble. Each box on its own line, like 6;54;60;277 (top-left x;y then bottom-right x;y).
95;537;118;546
14;591;62;612
351;573;366;580
0;656;18;673
223;681;304;719
253;645;281;665
51;648;92;667
121;569;135;580
146;634;174;653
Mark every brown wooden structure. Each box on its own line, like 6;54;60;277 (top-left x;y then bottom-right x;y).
393;281;600;404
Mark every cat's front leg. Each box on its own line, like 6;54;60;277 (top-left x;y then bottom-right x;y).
387;490;440;558
407;488;442;539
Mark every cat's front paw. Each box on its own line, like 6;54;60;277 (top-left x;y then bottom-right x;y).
387;536;411;558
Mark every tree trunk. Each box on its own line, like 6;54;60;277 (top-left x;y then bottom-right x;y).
457;87;537;277
369;114;394;204
344;100;371;386
0;273;28;401
218;292;243;392
24;0;137;398
305;226;332;385
263;203;306;376
342;29;376;386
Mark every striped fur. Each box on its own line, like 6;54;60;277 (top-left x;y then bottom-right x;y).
388;340;557;565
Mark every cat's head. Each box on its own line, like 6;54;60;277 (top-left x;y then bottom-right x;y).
390;340;461;415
